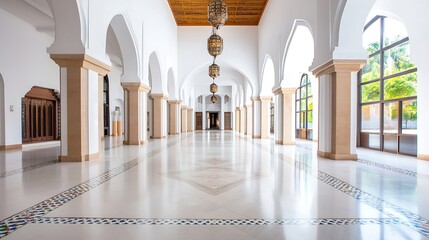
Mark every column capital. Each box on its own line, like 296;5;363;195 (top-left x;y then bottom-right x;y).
168;100;181;104
150;93;168;100
311;59;366;78
259;96;272;102
236;107;241;111
121;82;151;92
50;54;111;76
273;87;295;95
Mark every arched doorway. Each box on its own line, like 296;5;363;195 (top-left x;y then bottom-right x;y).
295;74;313;140
103;75;110;136
21;86;60;143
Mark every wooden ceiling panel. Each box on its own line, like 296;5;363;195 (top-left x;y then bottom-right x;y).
167;0;269;26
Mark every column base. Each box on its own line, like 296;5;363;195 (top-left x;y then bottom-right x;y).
252;135;261;139
281;141;296;145
169;133;180;135
140;140;148;144
417;154;429;161
0;144;23;151
123;140;141;145
318;151;357;160
151;136;166;139
59;152;100;162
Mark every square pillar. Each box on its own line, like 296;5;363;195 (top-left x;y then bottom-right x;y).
260;97;272;139
235;107;241;132
245;104;253;136
240;107;246;135
252;97;261;138
187;108;193;132
151;93;168;139
312;59;365;160
122;83;150;145
51;54;110;162
168;100;181;135
273;87;296;145
181;107;188;133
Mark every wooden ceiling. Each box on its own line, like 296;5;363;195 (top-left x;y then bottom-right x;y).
167;0;269;26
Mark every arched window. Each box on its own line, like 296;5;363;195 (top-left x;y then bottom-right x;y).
359;16;417;156
295;74;313;140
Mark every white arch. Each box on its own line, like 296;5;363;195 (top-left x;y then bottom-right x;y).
108;14;141;82
260;55;275;96
148;51;164;94
180;61;255;97
167;68;177;99
333;0;376;59
0;74;4;146
282;24;314;88
47;0;85;54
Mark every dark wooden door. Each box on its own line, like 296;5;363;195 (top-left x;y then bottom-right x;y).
224;112;231;130
195;112;203;130
22;86;58;143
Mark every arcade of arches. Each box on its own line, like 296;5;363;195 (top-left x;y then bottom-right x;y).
1;0;429;239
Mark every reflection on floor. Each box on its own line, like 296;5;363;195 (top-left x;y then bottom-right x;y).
0;132;429;239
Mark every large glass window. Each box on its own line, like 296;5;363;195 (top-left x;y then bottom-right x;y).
295;74;312;140
359;16;417;156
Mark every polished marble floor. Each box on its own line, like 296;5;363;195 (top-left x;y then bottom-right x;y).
0;132;429;239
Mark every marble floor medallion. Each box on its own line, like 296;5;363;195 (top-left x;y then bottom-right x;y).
165;167;262;195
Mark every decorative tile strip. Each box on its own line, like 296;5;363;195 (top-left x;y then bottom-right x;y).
0;160;59;179
34;217;401;226
252;141;429;238
357;158;429;179
0;140;178;239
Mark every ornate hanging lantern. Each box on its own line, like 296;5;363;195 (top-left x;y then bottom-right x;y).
208;0;228;29
207;33;223;57
209;63;220;79
211;94;217;104
210;82;218;94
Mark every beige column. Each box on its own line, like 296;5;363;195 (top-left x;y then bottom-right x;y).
151;94;168;139
245;104;253;136
274;87;295;145
240;107;246;135
168;100;181;135
187;108;193;132
252;97;261;138
50;54;110;162
181;107;188;133
312;59;365;160
260;97;272;139
235;107;240;132
122;83;150;145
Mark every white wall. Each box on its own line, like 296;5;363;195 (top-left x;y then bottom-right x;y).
178;26;258;95
79;0;177;89
0;8;59;146
258;0;317;88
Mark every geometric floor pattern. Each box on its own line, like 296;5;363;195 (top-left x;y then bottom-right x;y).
253;141;429;238
1;133;429;239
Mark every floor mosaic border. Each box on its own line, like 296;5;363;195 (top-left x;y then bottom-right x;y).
0;140;179;239
0;160;59;179
357;158;429;179
251;141;429;238
33;217;402;226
